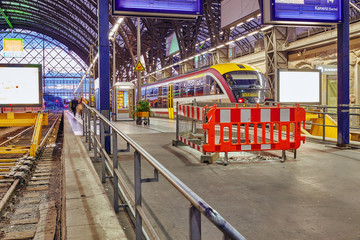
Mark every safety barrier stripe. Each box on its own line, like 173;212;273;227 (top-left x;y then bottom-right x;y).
178;105;203;121
214;108;295;123
179;136;203;152
203;104;306;153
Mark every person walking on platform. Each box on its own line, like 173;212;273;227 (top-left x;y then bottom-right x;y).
71;97;78;117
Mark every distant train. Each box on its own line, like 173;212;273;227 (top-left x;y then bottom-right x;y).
141;63;271;116
43;94;64;110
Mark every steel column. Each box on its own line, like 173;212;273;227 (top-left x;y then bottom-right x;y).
134;150;142;240
337;0;350;146
137;18;142;104
98;0;111;152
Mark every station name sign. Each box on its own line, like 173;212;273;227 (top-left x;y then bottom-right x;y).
112;0;203;19
262;0;342;25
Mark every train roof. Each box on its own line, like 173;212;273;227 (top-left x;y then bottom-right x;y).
143;63;258;87
210;63;257;75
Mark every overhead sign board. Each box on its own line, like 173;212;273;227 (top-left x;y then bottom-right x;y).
262;0;342;25
112;0;203;18
0;64;43;107
2;38;23;58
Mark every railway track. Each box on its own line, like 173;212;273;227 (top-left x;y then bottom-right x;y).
0;113;63;239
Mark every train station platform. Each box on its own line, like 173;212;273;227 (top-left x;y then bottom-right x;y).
64;110;360;240
63;112;127;240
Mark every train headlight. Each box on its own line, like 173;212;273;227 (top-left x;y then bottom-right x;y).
238;98;245;103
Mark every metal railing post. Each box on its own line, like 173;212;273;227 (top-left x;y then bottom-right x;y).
189;205;201;240
176;101;179;141
112;129;119;213
134;150;143;240
100;118;106;183
88;109;91;150
93;114;98;162
322;106;326;141
82;107;86;136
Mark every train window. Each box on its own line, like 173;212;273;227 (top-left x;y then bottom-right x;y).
162;86;168;96
180;81;187;97
223;71;264;88
174;83;180;98
205;76;222;95
195;79;204;96
146;88;152;97
186;80;195;97
141;89;146;98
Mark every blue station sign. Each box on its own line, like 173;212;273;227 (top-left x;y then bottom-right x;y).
112;0;203;19
262;0;342;25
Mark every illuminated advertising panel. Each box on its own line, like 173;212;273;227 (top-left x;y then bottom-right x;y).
2;38;24;58
262;0;342;25
112;0;203;18
0;64;42;107
277;69;321;103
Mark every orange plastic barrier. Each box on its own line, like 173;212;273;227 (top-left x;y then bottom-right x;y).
202;104;306;153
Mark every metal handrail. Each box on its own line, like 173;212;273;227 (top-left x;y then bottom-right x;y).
82;103;246;240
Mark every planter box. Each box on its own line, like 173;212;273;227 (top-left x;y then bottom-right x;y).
136;111;149;118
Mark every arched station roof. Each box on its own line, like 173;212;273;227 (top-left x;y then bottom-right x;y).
1;0;360;83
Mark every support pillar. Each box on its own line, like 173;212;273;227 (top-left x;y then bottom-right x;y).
337;0;350;146
98;0;111;152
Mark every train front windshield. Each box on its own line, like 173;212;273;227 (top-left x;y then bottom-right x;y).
223;71;269;103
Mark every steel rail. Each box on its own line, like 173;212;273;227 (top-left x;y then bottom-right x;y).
0;126;34;147
0;179;21;213
83;104;246;240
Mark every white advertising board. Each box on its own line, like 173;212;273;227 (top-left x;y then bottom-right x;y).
221;0;260;28
0;64;42;107
278;69;321;103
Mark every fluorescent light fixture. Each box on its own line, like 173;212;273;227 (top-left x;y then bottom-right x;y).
247;31;258;36
246;17;254;22
237;22;243;27
261;25;273;31
230;26;235;31
216;44;225;49
225;40;235;45
236;36;245;41
208;48;216;52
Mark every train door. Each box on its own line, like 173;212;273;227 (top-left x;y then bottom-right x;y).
168;84;174;119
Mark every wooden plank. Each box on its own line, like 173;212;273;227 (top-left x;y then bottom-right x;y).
26;186;49;191
31;177;49;181
23;192;41;198
3;230;36;240
33;173;51;177
28;181;49;186
11;218;38;225
21;199;41;205
15;208;34;214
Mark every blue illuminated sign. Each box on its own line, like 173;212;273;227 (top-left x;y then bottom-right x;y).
112;0;203;18
262;0;342;25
